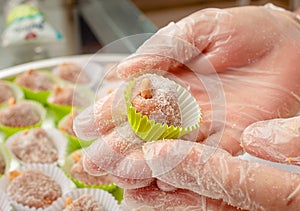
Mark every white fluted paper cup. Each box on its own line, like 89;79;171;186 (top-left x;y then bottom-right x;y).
0;164;75;211
52;188;122;211
0;142;12;176
6;128;67;166
0;189;12;211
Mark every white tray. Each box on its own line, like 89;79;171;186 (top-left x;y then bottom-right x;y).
0;54;128;79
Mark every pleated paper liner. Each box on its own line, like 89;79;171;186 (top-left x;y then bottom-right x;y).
19;87;51;105
0;164;75;211
51;188;122;211
47;102;73;122
52;61;104;89
0;190;11;211
124;74;201;142
0;81;24;108
0;100;47;138
58;111;95;155
47;85;95;122
14;71;59;105
5;128;67;166
0;143;12;177
61;149;117;193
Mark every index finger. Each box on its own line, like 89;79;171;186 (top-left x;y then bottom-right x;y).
117;9;233;79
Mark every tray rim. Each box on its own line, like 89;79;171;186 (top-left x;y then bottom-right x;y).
0;53;128;79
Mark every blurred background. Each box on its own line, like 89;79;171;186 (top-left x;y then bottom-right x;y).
0;0;297;69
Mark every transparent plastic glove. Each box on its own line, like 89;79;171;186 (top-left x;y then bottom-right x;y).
139;139;300;210
74;5;300;210
75;3;300;173
75;92;155;188
116;5;300;154
241;116;300;165
122;182;242;211
135;116;300;211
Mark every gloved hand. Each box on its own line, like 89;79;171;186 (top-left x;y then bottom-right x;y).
107;116;300;211
74;4;300;210
123;116;300;210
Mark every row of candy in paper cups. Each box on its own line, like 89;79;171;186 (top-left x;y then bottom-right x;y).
0;114;124;207
0;163;122;211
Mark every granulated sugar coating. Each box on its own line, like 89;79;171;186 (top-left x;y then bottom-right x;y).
63;195;104;211
7;169;61;209
53;63;90;84
0;154;5;175
15;70;54;91
50;86;85;107
51;86;76;106
0;101;40;127
10;128;58;164
0;81;14;104
131;74;181;127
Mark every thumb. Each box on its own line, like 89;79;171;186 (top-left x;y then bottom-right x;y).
241;116;300;165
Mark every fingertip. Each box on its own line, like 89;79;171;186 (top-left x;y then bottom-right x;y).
94;94;118;134
73;92;117;140
112;175;154;189
240;120;274;156
82;128;149;180
241;118;300;164
73;105;100;141
117;54;183;79
156;179;177;192
82;151;107;176
117;55;159;79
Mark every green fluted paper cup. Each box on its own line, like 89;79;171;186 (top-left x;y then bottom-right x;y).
125;74;201;142
0;100;46;138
